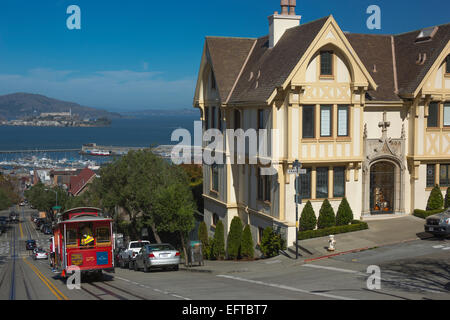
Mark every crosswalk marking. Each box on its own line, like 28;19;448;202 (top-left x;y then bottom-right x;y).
442;247;450;250
432;245;444;249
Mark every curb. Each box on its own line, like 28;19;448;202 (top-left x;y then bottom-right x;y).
179;266;214;274
303;237;420;263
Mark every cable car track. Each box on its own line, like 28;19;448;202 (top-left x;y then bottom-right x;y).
81;281;130;300
101;281;147;300
9;223;16;300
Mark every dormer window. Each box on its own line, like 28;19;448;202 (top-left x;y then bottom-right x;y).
415;26;438;43
320;51;333;77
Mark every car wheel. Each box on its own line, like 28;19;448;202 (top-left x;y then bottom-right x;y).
173;265;179;271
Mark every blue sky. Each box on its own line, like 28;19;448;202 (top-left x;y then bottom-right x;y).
0;0;448;111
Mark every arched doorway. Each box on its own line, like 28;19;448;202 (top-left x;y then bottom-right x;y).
370;161;395;214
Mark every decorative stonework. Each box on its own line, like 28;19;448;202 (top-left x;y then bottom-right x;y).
362;112;406;216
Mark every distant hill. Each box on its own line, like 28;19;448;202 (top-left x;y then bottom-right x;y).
0;93;121;120
121;108;200;118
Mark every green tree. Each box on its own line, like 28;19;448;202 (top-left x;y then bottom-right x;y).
211;220;225;260
260;227;282;258
240;224;254;260
445;187;450;209
151;181;196;265
426;185;444;211
317;199;336;229
299;201;317;231
0;189;12;211
24;183;68;214
227;217;243;260
335;198;354;226
198;221;209;259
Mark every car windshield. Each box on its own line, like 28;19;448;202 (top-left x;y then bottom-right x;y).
27;240;36;244
147;244;175;251
130;242;149;248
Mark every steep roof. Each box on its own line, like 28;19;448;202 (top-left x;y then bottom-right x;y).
202;18;449;105
229;16;329;104
69;167;96;196
346;33;400;101
394;23;450;96
205;37;256;102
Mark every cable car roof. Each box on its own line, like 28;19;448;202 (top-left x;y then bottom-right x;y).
58;214;113;224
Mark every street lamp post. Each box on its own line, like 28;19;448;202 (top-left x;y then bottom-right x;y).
293;160;302;260
288;160;305;260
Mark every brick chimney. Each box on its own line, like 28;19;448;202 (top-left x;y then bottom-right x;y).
269;0;301;48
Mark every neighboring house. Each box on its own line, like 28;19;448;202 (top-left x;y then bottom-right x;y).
193;1;450;246
50;169;81;189
69;168;97;196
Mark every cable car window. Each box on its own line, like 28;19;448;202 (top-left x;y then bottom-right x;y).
96;227;111;243
67;228;78;246
79;223;94;247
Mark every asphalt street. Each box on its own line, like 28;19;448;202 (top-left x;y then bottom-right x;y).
0;208;449;300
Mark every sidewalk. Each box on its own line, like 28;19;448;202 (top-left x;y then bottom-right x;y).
180;215;427;274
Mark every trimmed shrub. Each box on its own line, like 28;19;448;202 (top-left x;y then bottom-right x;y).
317;199;336;229
299;201;317;231
211;220;225;260
413;208;446;219
240;225;254;260
426;185;444;211
336;198;354;226
198;221;209;259
445;187;450;209
227;217;243;260
260;227;282;258
298;220;368;240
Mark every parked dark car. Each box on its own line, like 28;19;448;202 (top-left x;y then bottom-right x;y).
43;224;52;235
26;240;37;250
0;216;7;226
35;219;44;229
425;210;450;237
9;212;18;223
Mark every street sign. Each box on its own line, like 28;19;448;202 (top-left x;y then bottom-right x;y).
288;168;307;175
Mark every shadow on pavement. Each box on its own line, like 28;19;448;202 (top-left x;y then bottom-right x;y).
379;258;450;294
416;232;450;241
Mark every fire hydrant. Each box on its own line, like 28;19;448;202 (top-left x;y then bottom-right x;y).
328;235;336;252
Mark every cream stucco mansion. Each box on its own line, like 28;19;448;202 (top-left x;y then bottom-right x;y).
193;1;450;246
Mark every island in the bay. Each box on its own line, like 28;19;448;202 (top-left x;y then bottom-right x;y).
0;92;119;127
1;110;111;127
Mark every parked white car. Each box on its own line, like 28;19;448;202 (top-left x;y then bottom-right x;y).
33;248;48;260
118;240;151;269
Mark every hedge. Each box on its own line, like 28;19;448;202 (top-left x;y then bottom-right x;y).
297;220;368;241
227;217;243;260
413;208;446;219
426;185;444;211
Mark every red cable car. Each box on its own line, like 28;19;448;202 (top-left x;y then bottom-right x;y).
53;207;115;278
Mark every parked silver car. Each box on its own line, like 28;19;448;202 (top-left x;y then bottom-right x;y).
425;210;450;237
134;244;180;272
